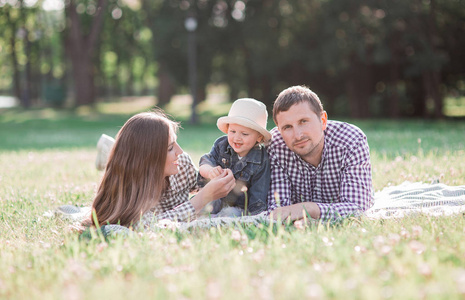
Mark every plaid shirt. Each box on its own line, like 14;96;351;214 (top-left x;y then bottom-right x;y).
139;152;199;227
267;120;374;221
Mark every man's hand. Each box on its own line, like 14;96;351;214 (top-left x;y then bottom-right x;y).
271;202;321;221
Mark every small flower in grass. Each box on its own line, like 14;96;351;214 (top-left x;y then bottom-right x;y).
207;280;222;299
417;263;432;277
306;283;324;299
455;269;465;294
231;230;241;242
412;225;423;238
253;249;265;262
380;245;392;256
388;233;401;246
96;242;108;253
400;228;410;239
157;219;179;230
322;236;333;247
294;220;305;230
373;235;385;248
181;239;192;249
408;240;426;254
354;245;367;253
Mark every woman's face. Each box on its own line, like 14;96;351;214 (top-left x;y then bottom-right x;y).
164;127;183;177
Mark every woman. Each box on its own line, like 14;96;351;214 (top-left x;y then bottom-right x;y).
85;110;235;229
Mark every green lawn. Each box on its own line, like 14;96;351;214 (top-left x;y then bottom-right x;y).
1;100;465;299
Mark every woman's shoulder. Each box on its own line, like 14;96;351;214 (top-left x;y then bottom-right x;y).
177;152;195;166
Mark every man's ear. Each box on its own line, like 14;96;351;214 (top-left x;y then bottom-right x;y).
321;111;328;130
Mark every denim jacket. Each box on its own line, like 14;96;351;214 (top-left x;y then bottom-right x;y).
198;136;270;215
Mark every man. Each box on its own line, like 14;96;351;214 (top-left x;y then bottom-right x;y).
267;85;374;221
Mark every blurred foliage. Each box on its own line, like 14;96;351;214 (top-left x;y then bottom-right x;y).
0;0;464;118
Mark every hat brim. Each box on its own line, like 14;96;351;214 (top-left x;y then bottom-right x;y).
217;116;271;142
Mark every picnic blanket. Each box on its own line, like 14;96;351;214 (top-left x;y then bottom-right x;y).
48;181;465;236
365;181;465;219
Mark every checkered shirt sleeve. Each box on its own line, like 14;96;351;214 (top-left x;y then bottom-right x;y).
267;121;374;221
139;152;199;227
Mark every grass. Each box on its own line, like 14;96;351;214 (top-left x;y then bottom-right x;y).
1;97;465;299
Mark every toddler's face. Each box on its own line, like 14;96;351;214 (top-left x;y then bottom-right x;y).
227;123;262;157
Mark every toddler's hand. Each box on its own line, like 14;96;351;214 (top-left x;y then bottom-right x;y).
208;166;224;179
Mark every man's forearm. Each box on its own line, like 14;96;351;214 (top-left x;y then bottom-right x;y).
271;202;321;221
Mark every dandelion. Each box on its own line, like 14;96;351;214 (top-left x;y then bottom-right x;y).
241;185;249;215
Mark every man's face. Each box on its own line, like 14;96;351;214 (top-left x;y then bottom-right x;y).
275;101;327;165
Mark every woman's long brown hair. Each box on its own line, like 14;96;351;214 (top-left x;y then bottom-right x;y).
88;111;178;227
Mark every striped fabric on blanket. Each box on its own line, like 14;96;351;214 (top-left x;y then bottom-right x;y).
365;181;465;219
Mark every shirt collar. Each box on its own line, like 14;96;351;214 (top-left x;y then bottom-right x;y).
226;143;263;164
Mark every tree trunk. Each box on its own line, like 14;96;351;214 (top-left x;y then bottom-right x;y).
423;71;443;118
157;62;175;106
6;8;22;102
71;54;95;105
409;77;426;117
65;0;106;107
388;37;401;119
346;56;372;118
424;0;444;119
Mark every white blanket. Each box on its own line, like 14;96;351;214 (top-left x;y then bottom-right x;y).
365;181;465;219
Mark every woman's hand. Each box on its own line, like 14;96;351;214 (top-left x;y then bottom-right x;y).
205;168;235;199
190;169;235;213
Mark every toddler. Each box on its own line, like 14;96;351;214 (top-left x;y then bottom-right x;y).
198;98;271;217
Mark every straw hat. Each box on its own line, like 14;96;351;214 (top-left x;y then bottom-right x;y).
217;98;271;142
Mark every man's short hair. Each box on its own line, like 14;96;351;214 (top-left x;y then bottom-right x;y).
273;86;324;125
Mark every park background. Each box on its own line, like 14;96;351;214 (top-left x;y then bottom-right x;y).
1;0;465;299
1;0;465;118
